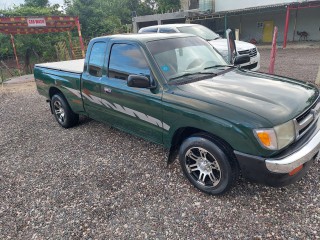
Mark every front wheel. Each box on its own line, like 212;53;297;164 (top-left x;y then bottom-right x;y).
51;94;79;128
179;135;239;195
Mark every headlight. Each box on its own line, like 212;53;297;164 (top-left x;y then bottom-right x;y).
254;120;295;150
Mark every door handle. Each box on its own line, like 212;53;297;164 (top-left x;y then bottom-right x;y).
104;87;112;93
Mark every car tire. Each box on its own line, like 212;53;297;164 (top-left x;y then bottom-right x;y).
51;94;79;128
179;134;239;195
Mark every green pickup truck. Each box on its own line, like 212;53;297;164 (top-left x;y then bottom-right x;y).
35;33;320;195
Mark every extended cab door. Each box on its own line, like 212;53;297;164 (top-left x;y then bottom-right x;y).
99;42;166;144
81;41;108;121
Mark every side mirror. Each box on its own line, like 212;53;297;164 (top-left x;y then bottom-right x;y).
234;54;250;65
226;29;237;64
127;75;156;89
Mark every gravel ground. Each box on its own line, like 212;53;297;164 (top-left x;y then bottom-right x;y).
258;48;320;83
0;49;320;239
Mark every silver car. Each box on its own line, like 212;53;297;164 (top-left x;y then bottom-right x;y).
138;24;261;71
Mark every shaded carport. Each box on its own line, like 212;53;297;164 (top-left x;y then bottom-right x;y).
186;1;320;45
283;1;320;48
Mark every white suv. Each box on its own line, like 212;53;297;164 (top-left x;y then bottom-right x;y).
138;24;260;71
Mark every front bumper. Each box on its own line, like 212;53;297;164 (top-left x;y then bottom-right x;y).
265;127;320;173
235;119;320;187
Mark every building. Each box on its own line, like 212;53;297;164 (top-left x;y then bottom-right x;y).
215;0;320;46
132;0;215;33
132;0;320;45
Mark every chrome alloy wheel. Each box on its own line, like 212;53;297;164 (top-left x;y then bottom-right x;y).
185;147;221;187
53;100;65;124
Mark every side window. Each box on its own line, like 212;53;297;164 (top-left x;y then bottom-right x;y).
108;44;150;80
88;42;106;77
159;28;176;33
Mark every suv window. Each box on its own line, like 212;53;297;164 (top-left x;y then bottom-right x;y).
88;42;106;77
159;27;176;33
108;44;150;80
140;27;158;33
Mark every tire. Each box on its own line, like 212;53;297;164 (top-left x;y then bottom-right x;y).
51;94;79;128
179;135;239;195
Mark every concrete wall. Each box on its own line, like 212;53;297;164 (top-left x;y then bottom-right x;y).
215;0;317;12
222;7;320;42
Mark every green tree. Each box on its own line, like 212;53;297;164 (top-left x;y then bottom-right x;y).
24;0;49;8
64;0;162;38
0;0;180;67
1;5;61;16
143;0;157;12
157;0;180;13
66;0;154;37
0;4;66;64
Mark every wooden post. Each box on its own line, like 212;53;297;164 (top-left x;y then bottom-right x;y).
67;31;75;60
10;34;20;74
283;6;290;49
75;17;85;58
269;26;278;74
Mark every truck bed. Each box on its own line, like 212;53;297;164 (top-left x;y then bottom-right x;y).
35;59;84;74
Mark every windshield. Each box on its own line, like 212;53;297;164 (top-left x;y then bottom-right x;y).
177;25;220;41
146;36;228;82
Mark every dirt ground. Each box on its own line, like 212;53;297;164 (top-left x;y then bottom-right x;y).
0;48;319;239
258;48;320;83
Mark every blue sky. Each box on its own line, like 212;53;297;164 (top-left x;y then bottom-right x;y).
0;0;64;9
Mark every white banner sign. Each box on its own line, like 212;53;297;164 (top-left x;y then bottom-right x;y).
27;18;46;27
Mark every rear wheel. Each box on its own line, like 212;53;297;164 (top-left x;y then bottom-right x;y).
51;94;79;128
179;135;239;195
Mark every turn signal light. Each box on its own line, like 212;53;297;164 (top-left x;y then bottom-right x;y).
257;132;271;147
289;165;303;176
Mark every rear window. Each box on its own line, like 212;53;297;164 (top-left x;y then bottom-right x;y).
139;27;158;33
177;25;220;41
159;27;177;33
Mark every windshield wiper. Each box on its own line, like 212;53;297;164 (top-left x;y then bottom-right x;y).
204;65;235;70
168;72;217;85
169;72;216;81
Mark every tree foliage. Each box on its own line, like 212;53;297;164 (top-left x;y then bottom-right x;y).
24;0;49;8
0;0;181;67
0;4;65;62
64;0;180;37
65;0;126;38
1;5;61;16
157;0;180;13
65;0;158;38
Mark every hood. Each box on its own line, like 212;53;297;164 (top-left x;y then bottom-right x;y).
208;39;256;52
173;69;319;126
